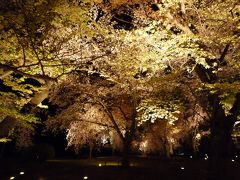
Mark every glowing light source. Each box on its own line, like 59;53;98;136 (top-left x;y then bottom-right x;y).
98;163;102;167
196;133;201;139
139;140;148;152
20;171;25;175
236;155;238;158
37;177;46;180
101;135;108;145
180;167;185;170
204;154;208;160
232;159;235;162
189;156;193;159
10;177;15;180
83;176;88;179
169;138;175;143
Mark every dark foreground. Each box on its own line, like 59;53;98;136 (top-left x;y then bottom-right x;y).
1;157;239;180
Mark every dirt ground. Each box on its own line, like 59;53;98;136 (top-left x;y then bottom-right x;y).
1;157;239;180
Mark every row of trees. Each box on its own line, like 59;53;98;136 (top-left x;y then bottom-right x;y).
1;0;240;176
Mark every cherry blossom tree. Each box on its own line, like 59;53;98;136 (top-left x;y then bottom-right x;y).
1;1;240;176
43;0;239;168
0;0;110;142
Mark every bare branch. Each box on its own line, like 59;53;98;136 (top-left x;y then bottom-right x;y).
76;119;115;129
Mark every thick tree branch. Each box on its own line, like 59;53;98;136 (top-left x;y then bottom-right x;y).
194;43;230;84
118;106;129;122
166;12;193;34
0;64;57;83
194;64;217;83
0;70;13;79
218;44;230;65
97;100;125;142
229;93;240;119
185;82;211;119
180;0;186;14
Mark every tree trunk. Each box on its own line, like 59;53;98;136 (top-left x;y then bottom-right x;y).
121;103;137;167
112;147;115;156
121;117;137;167
163;139;170;157
89;144;93;159
121;139;131;167
0;143;5;158
208;94;238;180
193;45;238;180
208;119;234;180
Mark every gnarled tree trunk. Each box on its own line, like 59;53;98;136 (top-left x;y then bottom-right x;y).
208;93;240;180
